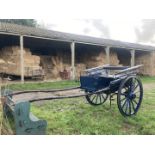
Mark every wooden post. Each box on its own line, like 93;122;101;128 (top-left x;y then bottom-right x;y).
130;49;135;67
70;42;75;80
105;46;110;65
20;35;24;83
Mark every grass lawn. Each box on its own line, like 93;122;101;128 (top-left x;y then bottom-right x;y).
2;76;155;135
8;80;80;91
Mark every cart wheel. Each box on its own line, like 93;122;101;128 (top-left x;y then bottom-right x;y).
117;76;143;116
86;92;108;106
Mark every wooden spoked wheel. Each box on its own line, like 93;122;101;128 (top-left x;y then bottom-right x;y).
86;92;108;106
117;76;143;116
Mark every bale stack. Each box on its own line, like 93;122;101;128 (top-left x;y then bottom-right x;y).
40;56;54;80
0;46;120;80
85;51;107;68
40;52;71;80
83;51;119;68
75;63;86;79
0;46;42;77
109;51;120;65
75;50;120;78
151;53;155;76
135;52;155;76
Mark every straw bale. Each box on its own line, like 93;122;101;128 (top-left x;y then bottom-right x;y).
0;46;42;77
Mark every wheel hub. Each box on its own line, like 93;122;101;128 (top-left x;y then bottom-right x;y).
129;93;136;100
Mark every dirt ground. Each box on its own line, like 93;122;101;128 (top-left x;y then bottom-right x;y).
143;83;155;91
11;82;155;104
13;88;84;103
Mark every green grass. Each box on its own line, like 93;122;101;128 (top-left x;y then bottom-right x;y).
7;80;80;91
141;76;155;83
30;89;155;135
3;76;155;135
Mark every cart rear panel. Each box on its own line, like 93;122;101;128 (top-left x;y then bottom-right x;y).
80;76;114;92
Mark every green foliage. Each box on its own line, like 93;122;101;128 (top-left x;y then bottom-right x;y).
0;19;37;27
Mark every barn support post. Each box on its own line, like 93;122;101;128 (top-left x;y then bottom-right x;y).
20;35;24;83
105;46;110;65
130;49;135;67
70;42;75;80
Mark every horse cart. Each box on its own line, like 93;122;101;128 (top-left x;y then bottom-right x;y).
1;64;143;134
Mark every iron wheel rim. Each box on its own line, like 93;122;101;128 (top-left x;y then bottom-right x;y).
86;91;108;106
117;76;143;116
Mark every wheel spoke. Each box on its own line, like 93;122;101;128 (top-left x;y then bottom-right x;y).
100;94;103;102
129;100;132;115
134;91;140;94
95;95;99;104
86;92;108;106
99;94;102;104
124;100;128;114
122;99;127;109
101;94;106;101
120;97;126;102
124;87;129;93
133;82;139;91
131;100;136;111
135;95;140;99
91;95;96;102
133;99;138;106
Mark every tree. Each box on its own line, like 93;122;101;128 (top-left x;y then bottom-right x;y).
0;19;37;27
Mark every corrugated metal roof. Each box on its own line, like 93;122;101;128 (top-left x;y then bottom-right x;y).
0;22;154;51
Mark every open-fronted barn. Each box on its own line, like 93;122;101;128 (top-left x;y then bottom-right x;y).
0;22;155;83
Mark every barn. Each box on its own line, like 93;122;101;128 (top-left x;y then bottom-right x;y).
0;22;155;83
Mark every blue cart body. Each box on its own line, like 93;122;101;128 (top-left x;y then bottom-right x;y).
80;76;114;92
80;65;135;93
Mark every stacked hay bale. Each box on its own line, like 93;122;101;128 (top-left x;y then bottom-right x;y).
84;50;119;68
135;52;155;76
151;52;155;76
85;51;107;68
0;46;42;77
0;46;121;80
51;55;71;80
110;51;120;65
75;63;86;79
75;50;120;79
40;51;71;80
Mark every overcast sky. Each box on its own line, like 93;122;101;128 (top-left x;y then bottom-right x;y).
37;19;155;46
37;19;140;43
1;0;155;46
